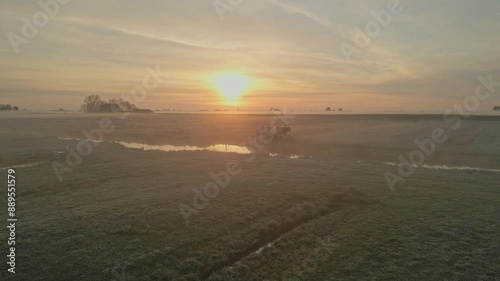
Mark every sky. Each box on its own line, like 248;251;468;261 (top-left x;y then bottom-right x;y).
1;0;499;111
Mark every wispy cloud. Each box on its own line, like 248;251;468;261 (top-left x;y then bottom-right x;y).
0;0;499;111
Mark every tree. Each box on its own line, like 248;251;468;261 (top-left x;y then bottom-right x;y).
326;107;331;111
80;95;105;112
494;106;500;111
98;103;124;113
0;104;13;110
109;98;137;112
13;106;19;111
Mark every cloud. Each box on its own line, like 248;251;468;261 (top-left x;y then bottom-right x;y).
0;0;499;111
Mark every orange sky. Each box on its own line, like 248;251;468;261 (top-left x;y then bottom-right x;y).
1;0;499;111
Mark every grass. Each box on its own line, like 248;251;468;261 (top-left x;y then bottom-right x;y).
0;113;499;280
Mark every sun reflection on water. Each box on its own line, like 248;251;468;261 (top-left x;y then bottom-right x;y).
116;142;253;155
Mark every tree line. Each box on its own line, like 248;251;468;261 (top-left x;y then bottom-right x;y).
325;107;343;111
80;95;152;113
0;104;19;111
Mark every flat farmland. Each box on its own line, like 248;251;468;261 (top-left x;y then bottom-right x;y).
0;112;499;280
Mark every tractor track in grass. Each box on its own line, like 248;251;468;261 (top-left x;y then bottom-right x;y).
202;189;373;280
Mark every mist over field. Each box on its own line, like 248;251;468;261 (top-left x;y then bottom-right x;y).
0;112;499;280
1;0;500;280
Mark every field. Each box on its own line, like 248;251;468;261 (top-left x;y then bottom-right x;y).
0;112;499;280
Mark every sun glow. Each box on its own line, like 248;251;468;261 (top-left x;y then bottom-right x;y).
211;72;254;105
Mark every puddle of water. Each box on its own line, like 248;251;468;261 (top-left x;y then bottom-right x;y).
116;142;253;155
0;162;46;170
255;243;273;255
58;137;252;155
58;137;314;158
58;137;102;143
207;144;253;154
384;162;500;173
270;153;311;159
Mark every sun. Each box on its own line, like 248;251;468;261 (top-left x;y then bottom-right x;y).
211;72;253;105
